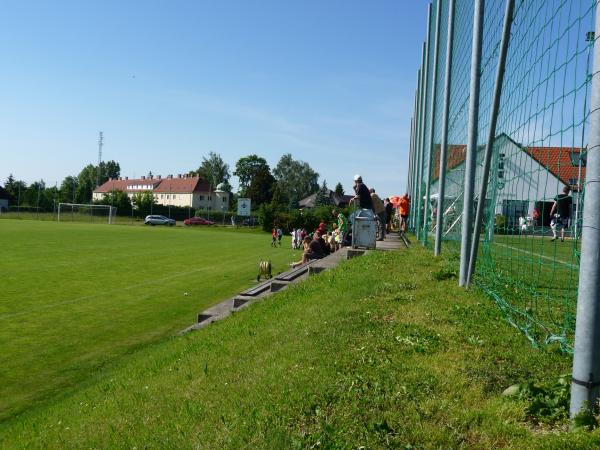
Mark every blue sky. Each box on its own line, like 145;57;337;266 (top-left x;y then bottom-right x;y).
0;0;427;197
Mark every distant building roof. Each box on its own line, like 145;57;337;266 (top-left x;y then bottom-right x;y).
94;175;211;194
431;144;467;182
524;146;586;191
299;189;354;209
153;177;210;193
430;133;586;190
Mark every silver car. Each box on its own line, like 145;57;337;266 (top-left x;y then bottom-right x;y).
144;215;176;226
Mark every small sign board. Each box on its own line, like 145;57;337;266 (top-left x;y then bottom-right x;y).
237;198;251;216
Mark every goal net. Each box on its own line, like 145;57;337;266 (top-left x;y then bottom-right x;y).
57;203;117;224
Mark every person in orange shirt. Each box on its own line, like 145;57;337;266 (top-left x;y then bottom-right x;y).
398;193;410;233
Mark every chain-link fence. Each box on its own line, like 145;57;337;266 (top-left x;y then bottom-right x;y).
408;0;595;352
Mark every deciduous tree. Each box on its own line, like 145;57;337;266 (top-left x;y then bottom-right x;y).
234;155;269;196
315;180;330;207
273;154;319;208
131;191;155;216
193;152;230;188
60;176;79;203
247;166;275;206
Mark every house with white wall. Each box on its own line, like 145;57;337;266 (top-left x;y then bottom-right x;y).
93;174;229;210
429;133;586;228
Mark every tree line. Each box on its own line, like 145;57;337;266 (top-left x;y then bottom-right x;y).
2;152;346;216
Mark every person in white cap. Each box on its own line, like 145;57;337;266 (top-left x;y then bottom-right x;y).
352;175;373;210
370;187;386;240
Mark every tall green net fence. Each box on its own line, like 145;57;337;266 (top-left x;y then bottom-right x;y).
409;0;595;352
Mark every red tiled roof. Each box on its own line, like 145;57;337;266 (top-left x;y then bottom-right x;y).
94;176;210;194
94;179;133;193
524;146;586;190
429;137;586;190
431;144;467;182
153;177;210;193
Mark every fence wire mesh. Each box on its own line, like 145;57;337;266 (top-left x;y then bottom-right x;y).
409;0;595;352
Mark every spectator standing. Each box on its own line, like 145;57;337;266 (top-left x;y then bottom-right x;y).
277;227;283;246
550;186;573;242
384;198;393;232
370;188;386;241
271;228;277;247
291;228;297;249
352;175;373;210
398;193;410;234
333;227;341;250
532;207;540;227
332;209;348;245
317;220;327;236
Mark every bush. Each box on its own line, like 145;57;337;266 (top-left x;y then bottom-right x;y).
258;204;275;232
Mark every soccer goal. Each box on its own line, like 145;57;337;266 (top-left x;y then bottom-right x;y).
57;203;117;224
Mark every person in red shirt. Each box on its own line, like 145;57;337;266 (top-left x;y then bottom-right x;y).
271;228;277;247
317;220;327;236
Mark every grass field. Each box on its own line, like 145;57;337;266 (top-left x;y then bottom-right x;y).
0;220;295;421
433;232;579;349
0;211;145;224
3;244;598;448
476;234;580;348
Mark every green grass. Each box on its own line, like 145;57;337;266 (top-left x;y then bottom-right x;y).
0;220;295;421
2;243;599;448
476;234;580;349
0;211;139;224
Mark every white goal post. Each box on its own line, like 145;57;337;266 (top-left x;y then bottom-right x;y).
57;203;117;224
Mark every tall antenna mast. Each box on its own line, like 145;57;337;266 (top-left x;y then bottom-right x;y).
96;131;103;188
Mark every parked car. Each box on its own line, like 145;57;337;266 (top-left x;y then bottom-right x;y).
184;216;215;226
144;215;176;226
242;217;260;226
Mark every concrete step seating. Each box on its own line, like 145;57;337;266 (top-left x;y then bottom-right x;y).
179;235;405;335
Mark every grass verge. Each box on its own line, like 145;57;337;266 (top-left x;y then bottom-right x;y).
2;244;599;448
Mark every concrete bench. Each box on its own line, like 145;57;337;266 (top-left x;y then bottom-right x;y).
238;279;272;297
274;260;316;282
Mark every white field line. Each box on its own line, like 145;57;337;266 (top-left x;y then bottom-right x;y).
0;265;215;321
494;242;578;270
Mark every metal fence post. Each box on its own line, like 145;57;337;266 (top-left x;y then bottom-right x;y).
408;116;415;194
466;0;515;287
423;0;442;245
459;0;485;286
570;4;600;419
411;79;421;232
416;5;432;241
434;0;455;256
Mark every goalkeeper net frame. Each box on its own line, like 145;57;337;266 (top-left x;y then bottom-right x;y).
57;203;117;224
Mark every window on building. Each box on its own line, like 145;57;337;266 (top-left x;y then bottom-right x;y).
569;178;578;186
199;195;204;200
222;197;226;202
